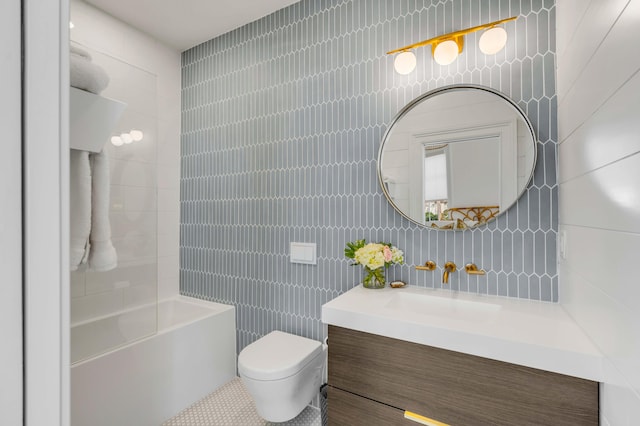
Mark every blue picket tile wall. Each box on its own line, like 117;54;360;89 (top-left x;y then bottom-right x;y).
181;0;557;352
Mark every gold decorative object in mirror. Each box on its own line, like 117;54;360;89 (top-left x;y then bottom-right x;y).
378;85;536;230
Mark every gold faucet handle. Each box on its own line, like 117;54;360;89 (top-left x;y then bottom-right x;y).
444;261;457;272
415;261;437;271
464;263;485;275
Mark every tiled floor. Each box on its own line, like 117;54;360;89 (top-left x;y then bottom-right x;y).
163;377;322;426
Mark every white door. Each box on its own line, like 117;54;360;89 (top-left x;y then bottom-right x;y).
0;1;24;424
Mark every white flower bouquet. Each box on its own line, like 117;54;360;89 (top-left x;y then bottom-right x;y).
344;239;404;289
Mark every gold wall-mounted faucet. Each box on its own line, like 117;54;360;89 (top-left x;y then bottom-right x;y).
443;261;457;284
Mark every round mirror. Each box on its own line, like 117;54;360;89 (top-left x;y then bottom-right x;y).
378;85;536;230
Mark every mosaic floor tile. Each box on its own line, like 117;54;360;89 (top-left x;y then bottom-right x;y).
163;377;321;426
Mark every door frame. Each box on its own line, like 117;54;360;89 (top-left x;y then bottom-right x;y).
23;0;70;424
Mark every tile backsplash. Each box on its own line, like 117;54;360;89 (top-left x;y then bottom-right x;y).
180;0;557;351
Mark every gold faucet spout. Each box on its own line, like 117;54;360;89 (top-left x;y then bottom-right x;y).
443;261;457;284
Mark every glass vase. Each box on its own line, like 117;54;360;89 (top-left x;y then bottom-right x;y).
363;266;386;289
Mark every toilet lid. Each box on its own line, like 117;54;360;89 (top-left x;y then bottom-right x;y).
238;331;322;381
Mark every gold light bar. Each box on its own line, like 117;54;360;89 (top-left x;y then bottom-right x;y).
387;16;517;55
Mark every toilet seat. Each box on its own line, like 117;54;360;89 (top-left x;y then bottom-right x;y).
238;331;322;381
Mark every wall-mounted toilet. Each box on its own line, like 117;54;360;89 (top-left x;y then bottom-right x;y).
238;330;326;423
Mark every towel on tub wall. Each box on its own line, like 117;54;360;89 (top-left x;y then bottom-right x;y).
70;42;109;95
70;149;117;272
88;150;117;271
70;149;92;268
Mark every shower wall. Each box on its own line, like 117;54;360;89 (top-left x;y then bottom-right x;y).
69;0;182;309
70;47;158;330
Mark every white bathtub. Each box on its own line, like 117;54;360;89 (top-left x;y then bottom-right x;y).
71;296;236;426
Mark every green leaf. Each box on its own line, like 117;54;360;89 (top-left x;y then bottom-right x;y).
344;239;366;259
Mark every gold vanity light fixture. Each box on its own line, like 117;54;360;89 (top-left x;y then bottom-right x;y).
388;16;517;72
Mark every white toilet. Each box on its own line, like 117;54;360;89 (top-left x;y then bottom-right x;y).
238;330;326;423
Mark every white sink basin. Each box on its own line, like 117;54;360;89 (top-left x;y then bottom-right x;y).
322;285;604;382
385;292;501;321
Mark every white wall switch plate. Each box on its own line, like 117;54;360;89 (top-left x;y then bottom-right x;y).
559;230;567;260
290;242;317;265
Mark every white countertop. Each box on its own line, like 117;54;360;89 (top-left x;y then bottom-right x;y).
321;285;604;382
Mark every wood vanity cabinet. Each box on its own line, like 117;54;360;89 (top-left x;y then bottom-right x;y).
327;325;598;426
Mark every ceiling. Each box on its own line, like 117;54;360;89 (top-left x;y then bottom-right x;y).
84;0;300;51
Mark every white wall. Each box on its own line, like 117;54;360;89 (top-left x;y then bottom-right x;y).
70;0;182;301
23;0;70;423
0;1;23;424
557;0;640;424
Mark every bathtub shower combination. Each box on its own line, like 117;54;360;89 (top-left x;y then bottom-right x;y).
69;45;236;425
71;297;236;425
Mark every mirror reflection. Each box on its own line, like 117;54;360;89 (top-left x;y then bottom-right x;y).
378;86;536;230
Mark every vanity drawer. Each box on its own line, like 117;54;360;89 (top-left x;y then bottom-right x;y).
328;325;598;426
328;386;408;425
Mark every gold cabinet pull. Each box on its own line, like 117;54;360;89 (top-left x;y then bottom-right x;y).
415;260;436;271
464;263;485;275
404;411;450;426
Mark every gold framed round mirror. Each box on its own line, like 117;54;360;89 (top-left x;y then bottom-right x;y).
378;85;536;230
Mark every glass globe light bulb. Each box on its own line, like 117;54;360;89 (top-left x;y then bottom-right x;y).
394;51;417;75
111;136;123;147
433;40;459;65
130;130;144;141
479;27;508;55
121;133;133;144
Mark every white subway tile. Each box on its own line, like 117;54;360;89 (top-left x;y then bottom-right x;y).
125;186;157;212
84;261;156;295
110;211;156;239
123;282;157;309
70;271;86;299
158;187;180;212
110;159;156;188
157;130;181;166
157;163;180;189
112;234;157;263
157;255;179;300
70;290;123;325
109;185;126;212
158;233;179;258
